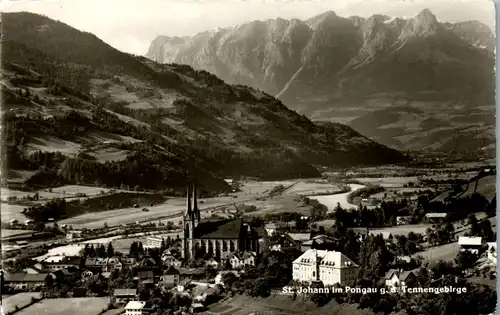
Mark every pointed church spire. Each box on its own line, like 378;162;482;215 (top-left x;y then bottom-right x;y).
186;184;192;217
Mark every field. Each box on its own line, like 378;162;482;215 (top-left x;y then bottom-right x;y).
369;224;431;237
16;297;109;315
205;294;376;315
351;176;418;188
1;204;29;222
86;147;130;162
1;229;35;237
25;135;81;156
305;184;365;211
413;242;459;262
58;180;278;228
2;293;41;314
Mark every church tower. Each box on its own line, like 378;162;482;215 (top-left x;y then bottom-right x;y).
182;182;200;259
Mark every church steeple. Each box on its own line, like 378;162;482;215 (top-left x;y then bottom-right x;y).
186;184;192;218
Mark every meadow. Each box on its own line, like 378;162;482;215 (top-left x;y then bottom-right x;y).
2;293;41;314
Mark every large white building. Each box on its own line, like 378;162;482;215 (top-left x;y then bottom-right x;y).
292;249;359;286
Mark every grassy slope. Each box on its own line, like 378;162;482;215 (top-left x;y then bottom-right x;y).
2;12;407;194
432;174;496;202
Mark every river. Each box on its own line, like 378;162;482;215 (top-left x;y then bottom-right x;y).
305;184;366;212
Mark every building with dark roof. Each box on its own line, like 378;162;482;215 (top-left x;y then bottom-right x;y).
3;273;50;291
181;183;260;260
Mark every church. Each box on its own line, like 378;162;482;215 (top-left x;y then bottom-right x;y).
181;183;260;260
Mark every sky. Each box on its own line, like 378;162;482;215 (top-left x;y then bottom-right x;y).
2;0;496;55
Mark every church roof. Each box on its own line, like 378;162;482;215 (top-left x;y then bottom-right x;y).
194;219;258;239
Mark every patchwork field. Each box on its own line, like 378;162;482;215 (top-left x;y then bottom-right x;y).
2;293;42;314
16;297;109;315
25;135;81;156
1;204;29;222
305;184;365;211
86;147;130;162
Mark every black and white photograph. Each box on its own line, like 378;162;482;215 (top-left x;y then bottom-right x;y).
0;0;497;314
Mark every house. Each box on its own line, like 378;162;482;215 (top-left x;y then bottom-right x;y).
396;216;412;225
114;288;137;305
107;258;123;271
41;256;82;272
487;242;497;264
301;235;336;252
121;257;137;268
458;236;482;254
125;301;147;315
384;269;400;288
190;303;205;313
50;267;79;283
215;271;240;286
228;251;256;269
292;249;359;286
384;268;421;290
161;266;180;287
3;273;49;291
177;268;205;281
161;251;181;268
264;221;296;236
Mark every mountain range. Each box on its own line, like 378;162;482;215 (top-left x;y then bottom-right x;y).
146;9;495;156
1;12;406;194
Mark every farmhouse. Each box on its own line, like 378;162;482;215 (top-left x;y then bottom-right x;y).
41;256;81;272
161;250;181;267
396;216;412;225
161;266;180;287
114;288;137;305
292;249;359;286
125;301;148;315
384;268;420;289
227;251;256;268
3;273;49;291
181;183;260;260
458;236;482;254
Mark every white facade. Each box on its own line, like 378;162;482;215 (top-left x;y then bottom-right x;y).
147;236;163;248
292;249;359;286
385;273;400;288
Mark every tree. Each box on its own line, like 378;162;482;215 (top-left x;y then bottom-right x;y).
455;251;478;271
97;244;106;258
